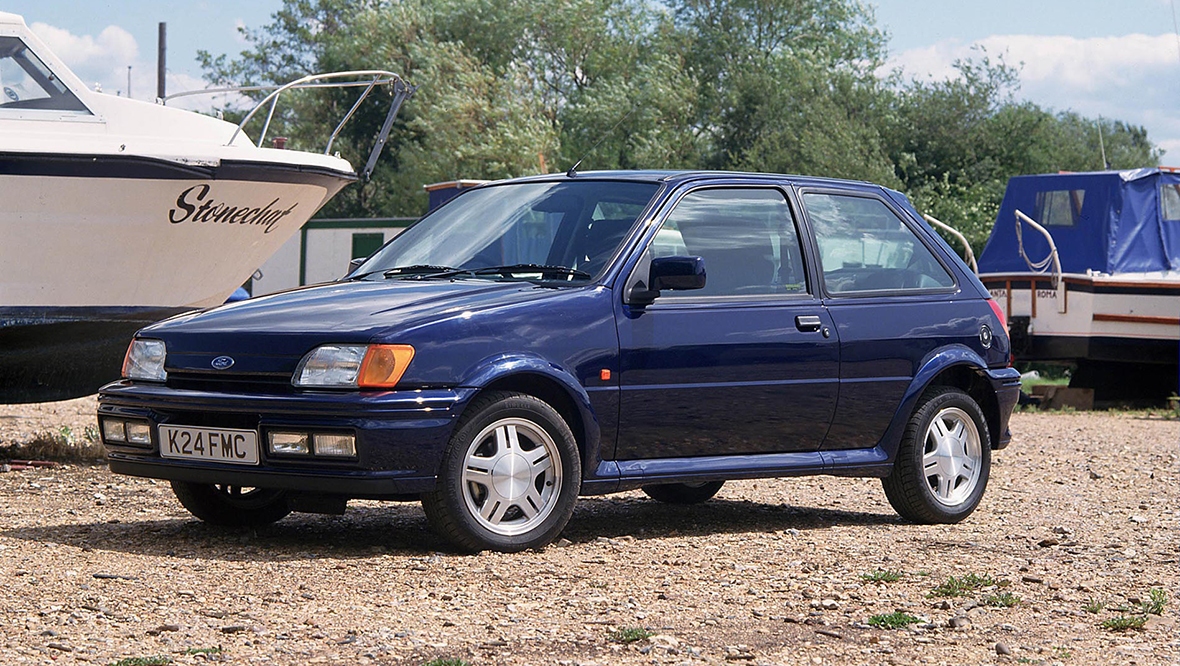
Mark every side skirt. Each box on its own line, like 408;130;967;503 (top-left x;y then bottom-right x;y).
582;447;893;495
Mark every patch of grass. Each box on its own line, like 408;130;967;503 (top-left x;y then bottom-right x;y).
422;659;470;666
860;569;903;583
982;591;1021;608
1054;647;1072;660
1144;588;1167;615
867;612;921;630
928;573;997;598
182;646;223;655
1101;615;1147;632
609;626;653;643
109;657;172;666
1083;598;1104;614
1;424;106;462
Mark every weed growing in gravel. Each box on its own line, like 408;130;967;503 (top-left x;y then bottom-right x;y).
182;647;223;655
1083;598;1104;614
928;573;997;597
1144;588;1167;615
421;659;470;666
867;612;921;629
860;569;902;583
610;627;654;643
1101;615;1147;632
982;592;1021;608
108;657;172;666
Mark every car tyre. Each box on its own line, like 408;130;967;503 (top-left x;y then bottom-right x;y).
170;481;291;527
882;386;991;524
642;480;724;504
422;391;581;553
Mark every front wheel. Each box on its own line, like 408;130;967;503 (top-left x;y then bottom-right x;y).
170;481;291;527
422;392;581;552
882;387;991;523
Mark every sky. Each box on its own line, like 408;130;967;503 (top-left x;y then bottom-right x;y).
4;0;1180;160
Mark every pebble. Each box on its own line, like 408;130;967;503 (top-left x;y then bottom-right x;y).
996;642;1012;655
949;616;971;629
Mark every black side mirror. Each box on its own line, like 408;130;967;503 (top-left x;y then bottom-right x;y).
347;257;366;276
628;256;706;306
651;255;706;291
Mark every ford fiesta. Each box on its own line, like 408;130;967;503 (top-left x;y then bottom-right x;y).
98;171;1021;552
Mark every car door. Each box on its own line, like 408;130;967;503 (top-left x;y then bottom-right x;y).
798;188;962;451
613;185;840;461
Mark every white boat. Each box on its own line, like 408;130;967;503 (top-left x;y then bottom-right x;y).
0;12;413;402
971;168;1180;402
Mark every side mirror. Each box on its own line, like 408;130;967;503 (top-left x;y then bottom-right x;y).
627;256;706;306
347;257;366;276
651;255;706;291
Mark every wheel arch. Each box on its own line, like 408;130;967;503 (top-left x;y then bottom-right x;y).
457;355;601;475
903;345;1003;450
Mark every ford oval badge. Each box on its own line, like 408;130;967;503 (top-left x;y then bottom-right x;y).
211;355;235;370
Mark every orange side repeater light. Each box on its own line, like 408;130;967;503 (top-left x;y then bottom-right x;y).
358;345;415;388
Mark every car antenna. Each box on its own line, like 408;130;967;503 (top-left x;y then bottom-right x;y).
566;106;637;178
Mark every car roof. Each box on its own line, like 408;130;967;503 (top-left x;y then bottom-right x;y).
495;169;885;192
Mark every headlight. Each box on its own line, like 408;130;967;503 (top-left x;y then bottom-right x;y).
293;344;414;388
122;339;167;382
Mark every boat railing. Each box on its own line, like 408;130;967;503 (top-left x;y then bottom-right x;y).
162;71;416;181
1014;208;1066;313
922;213;978;274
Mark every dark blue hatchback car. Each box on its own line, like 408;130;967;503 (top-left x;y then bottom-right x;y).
98;171;1020;552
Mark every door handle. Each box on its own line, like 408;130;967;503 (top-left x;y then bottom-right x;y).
795;315;823;332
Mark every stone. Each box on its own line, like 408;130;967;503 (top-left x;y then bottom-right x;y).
996;642;1012;655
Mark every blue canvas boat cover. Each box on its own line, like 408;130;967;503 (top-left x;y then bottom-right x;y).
977;168;1180;274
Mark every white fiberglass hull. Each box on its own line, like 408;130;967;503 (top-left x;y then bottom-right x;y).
0;156;353;403
0;163;349;309
982;271;1180;358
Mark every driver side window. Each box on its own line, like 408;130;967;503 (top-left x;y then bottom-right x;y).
657;188;807;297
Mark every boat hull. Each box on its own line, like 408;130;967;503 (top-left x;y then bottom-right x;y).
981;272;1179;401
0;306;187;403
0;154;354;403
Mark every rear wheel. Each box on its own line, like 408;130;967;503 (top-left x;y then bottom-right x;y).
642;480;724;504
170;481;291;527
882;387;990;523
422;392;581;552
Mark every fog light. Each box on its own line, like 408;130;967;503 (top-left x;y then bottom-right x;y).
314;433;356;457
125;422;152;445
101;418;126;443
268;431;310;455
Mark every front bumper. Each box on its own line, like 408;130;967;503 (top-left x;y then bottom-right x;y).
98;380;475;498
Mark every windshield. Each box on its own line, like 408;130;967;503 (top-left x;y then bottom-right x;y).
355;180;660;282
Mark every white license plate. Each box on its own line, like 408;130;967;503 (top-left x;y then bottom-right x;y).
159;425;260;465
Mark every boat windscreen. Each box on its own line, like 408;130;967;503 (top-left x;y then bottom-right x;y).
0;37;88;113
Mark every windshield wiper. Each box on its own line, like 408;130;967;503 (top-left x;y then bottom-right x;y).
378;265;475;280
472;264;593;281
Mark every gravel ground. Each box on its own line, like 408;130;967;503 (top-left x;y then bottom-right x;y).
0;399;1177;666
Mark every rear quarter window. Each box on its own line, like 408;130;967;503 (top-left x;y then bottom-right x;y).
803;192;954;295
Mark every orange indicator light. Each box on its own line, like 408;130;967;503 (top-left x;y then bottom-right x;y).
600;369;611;381
358;345;415;388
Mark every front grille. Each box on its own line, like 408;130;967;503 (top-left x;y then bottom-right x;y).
158;410;260;430
166;371;295;395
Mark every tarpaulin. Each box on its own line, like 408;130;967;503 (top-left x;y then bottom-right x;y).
977;169;1180;274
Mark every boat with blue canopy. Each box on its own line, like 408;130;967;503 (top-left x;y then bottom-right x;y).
975;167;1179;401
